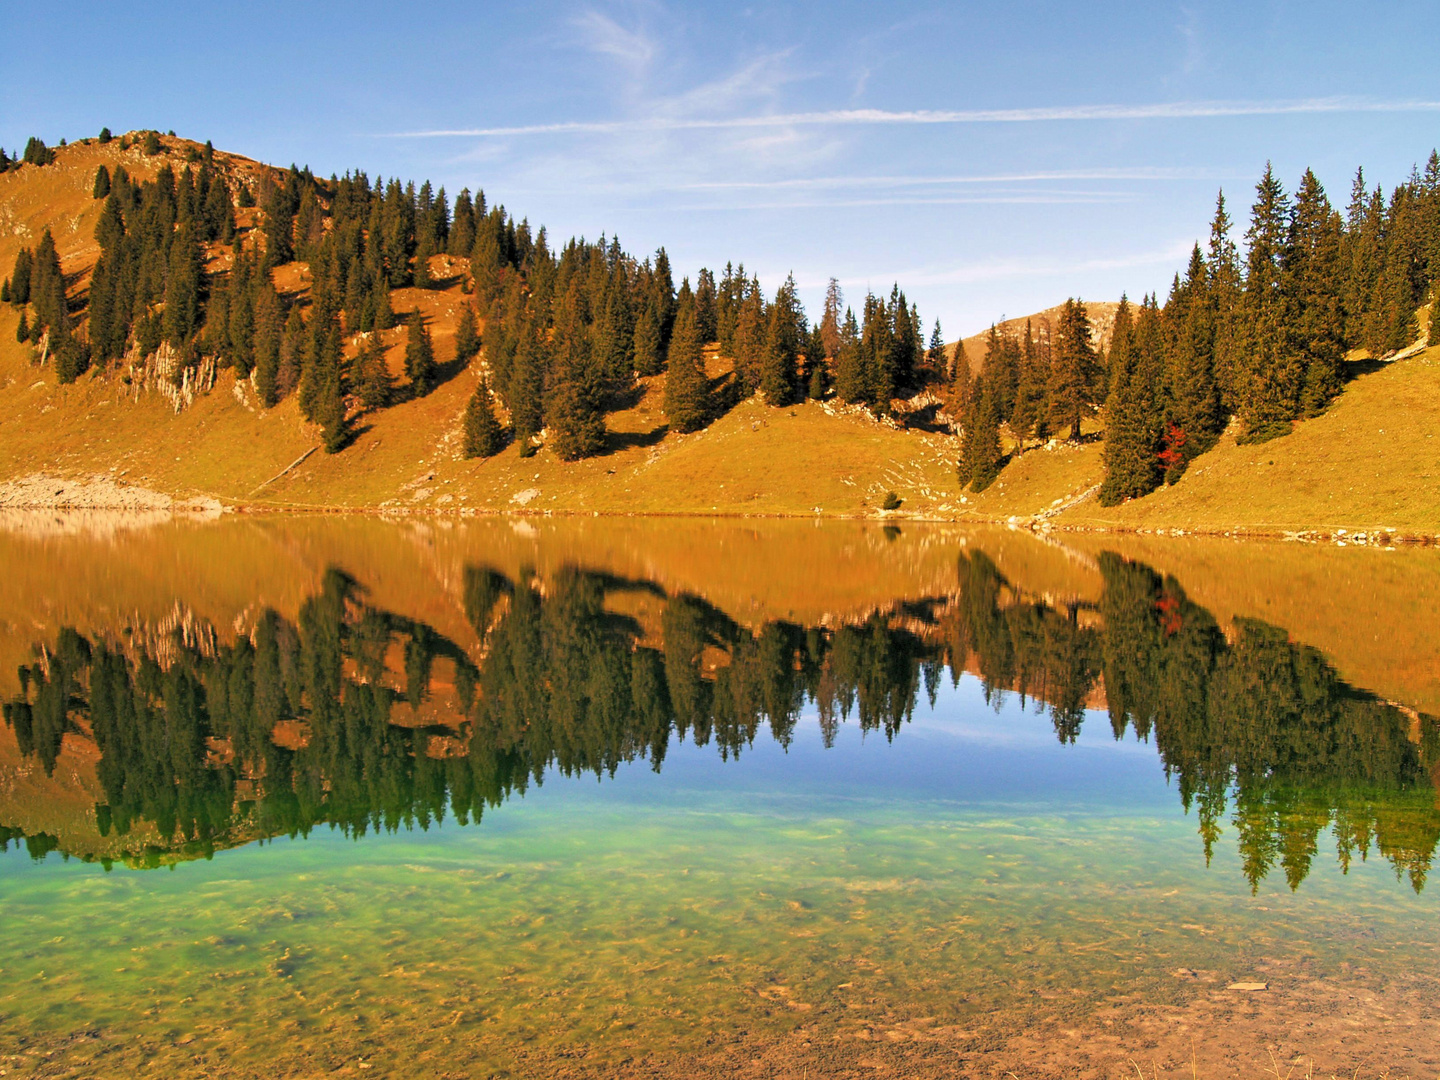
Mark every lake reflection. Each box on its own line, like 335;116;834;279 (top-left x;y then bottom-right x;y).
5;536;1437;894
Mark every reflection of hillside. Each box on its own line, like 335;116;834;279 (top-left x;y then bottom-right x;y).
4;550;1439;892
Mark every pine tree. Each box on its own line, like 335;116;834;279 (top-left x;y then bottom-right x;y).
1240;163;1301;435
1286;168;1346;415
412;229;435;289
254;284;281;407
926;319;946;374
1207;191;1244;411
98;127;112;144
957;376;1003;492
353;334;393;409
1166;244;1222;458
463;379;505;457
946;337;973;419
1099;297;1162;505
508;320;545;445
664;289;710;432
759;274;802;405
820;278;843;360
92;166;110;199
449;189;476;256
10;248;31;306
1047;299;1101;441
262;178;295;267
404;311;437;397
1010;320;1048;446
454;306;479;363
547;289;606;461
834;308;867;404
15;308;27;343
633;298;663;377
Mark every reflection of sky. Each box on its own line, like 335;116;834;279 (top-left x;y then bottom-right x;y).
533;672;1177;814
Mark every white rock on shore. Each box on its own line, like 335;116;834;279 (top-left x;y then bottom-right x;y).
0;474;224;514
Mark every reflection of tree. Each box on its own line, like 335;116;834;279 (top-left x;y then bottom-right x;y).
3;555;1438;894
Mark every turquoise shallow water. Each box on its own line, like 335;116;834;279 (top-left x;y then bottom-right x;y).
2;680;1434;1077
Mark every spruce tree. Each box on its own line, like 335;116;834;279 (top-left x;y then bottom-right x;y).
412;230;435;289
404;311;437;397
463;379;505;457
93;166;110;199
957;377;1003;492
253;286;281;407
664;291;709;432
1240;163;1301;436
98;127;112;144
834;308;867;404
15;308;27;343
547;290;606;461
354;334;393;409
1010;320;1048;446
1286;168;1346;415
759;274;802;405
1047;299;1100;440
1099;297;1162;505
633;299;663;377
454;306;480;363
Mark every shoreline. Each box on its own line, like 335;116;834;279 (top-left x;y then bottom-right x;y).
0;472;1436;546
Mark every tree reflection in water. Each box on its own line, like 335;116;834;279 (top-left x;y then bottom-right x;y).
4;554;1438;892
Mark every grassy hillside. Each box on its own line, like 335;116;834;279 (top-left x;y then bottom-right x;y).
2;137;1438;535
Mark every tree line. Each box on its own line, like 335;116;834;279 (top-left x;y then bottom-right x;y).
5;133;946;460
951;154;1440;503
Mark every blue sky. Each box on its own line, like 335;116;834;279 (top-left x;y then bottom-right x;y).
4;1;1439;336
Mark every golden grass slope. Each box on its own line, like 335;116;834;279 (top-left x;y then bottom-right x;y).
1;138;1438;533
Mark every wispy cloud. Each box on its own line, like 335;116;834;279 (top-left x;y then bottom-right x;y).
381;97;1440;138
673;167;1240;192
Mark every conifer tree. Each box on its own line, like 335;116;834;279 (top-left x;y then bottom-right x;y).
633;298;663;377
1206;191;1244;410
759;274;802;405
1240;163;1301;435
508;321;545;445
98;127;112;144
262;178;295;267
1286;168;1346;415
463;379;505;457
664;289;710;432
926;320;946;374
957;376;1003;492
15;308;27;343
834;308;867;404
820;278;843;360
354;334;393;409
454;306;480;363
10;248;31;306
1165;245;1222;457
253;285;282;407
93;166;110;199
412;229;435;289
162;222;202;347
1099;297;1162;505
547;290;607;460
278;306;306;400
449;189;476;256
1047;299;1101;440
404;311;437;397
695;268;718;343
1010;320;1048;446
946;337;973;419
